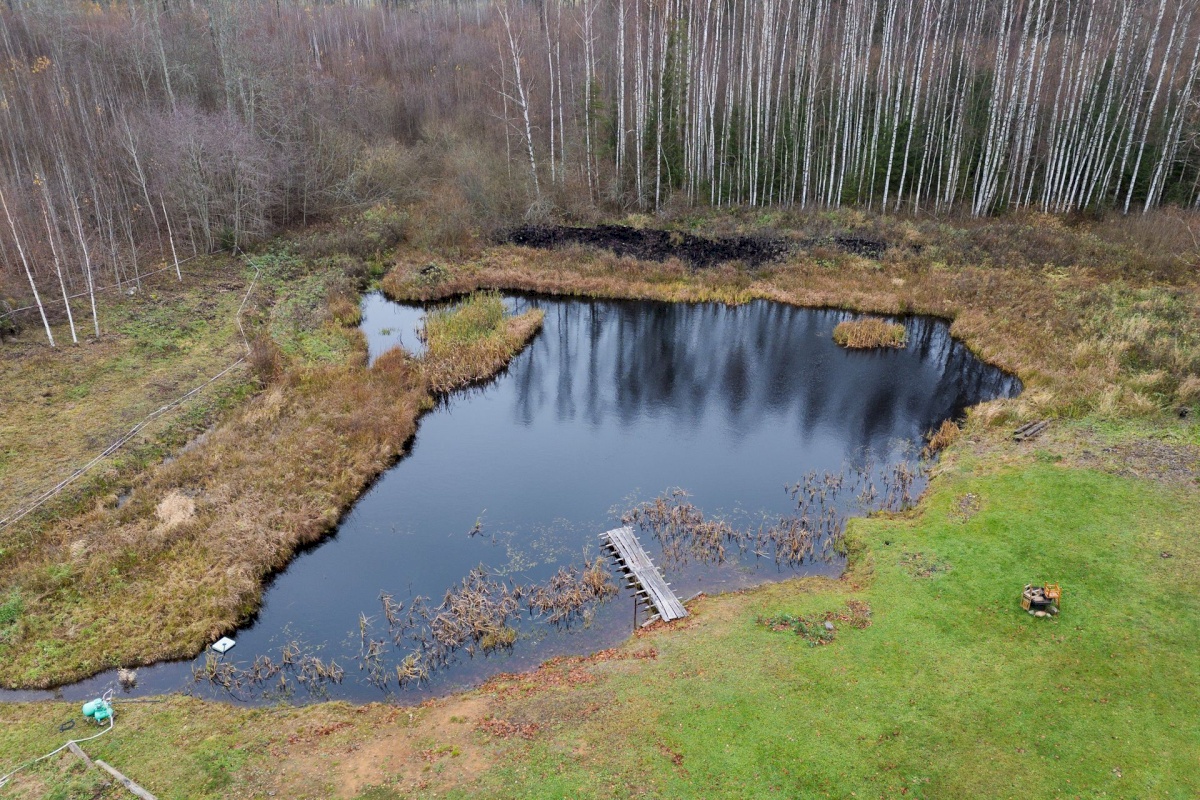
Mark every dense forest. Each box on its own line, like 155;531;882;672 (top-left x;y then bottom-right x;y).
2;0;1200;342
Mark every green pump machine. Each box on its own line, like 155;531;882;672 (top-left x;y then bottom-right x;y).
82;695;113;723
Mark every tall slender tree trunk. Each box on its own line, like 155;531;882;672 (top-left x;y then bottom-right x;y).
497;3;541;202
0;184;54;347
40;197;77;344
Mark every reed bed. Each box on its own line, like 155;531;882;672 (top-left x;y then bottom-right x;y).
622;490;741;568
191;642;345;698
429;568;524;658
832;317;908;349
184;558;623;698
527;559;619;625
625;457;926;569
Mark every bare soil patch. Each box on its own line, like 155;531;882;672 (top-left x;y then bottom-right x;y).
315;696;492;798
1072;436;1200;485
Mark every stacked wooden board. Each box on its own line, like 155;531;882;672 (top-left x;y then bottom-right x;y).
1012;420;1050;442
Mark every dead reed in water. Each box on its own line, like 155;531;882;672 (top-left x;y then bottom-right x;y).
191;640;345;698
832;317;907;349
625;458;926;569
622;490;741;568
429;567;523;658
527;559;619;625
331;559;619;693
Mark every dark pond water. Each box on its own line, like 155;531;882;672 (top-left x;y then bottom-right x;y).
360;291;427;363
3;295;1019;705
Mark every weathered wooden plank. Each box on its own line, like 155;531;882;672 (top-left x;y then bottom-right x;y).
66;742;94;770
95;761;158;800
1013;420;1050;442
601;526;688;622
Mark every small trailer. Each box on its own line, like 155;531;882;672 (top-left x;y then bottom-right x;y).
1021;583;1061;617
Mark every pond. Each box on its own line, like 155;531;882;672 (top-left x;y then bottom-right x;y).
4;293;1020;705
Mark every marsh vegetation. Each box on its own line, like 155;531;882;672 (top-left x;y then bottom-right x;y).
191;558;618;699
832;317;908;349
0;291;1014;702
625;458;923;570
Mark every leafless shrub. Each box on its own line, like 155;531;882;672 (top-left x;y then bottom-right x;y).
248;333;285;384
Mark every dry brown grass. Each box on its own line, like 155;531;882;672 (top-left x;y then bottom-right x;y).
327;290;363;327
923;419;962;457
832;317;907;348
0;293;542;688
154;490;196;528
1180;375;1200;405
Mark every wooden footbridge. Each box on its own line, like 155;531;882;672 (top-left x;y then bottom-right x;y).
600;526;688;625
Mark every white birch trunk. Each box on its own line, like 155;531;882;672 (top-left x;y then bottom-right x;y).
0;184;54;347
40;197;77;344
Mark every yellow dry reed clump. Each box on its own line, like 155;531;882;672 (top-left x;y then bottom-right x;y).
327;291;362;326
922;419;961;457
832;317;907;349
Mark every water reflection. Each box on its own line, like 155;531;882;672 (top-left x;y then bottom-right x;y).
507;300;1016;460
360;291;427;363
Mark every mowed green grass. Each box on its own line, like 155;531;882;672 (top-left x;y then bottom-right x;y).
457;463;1200;799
